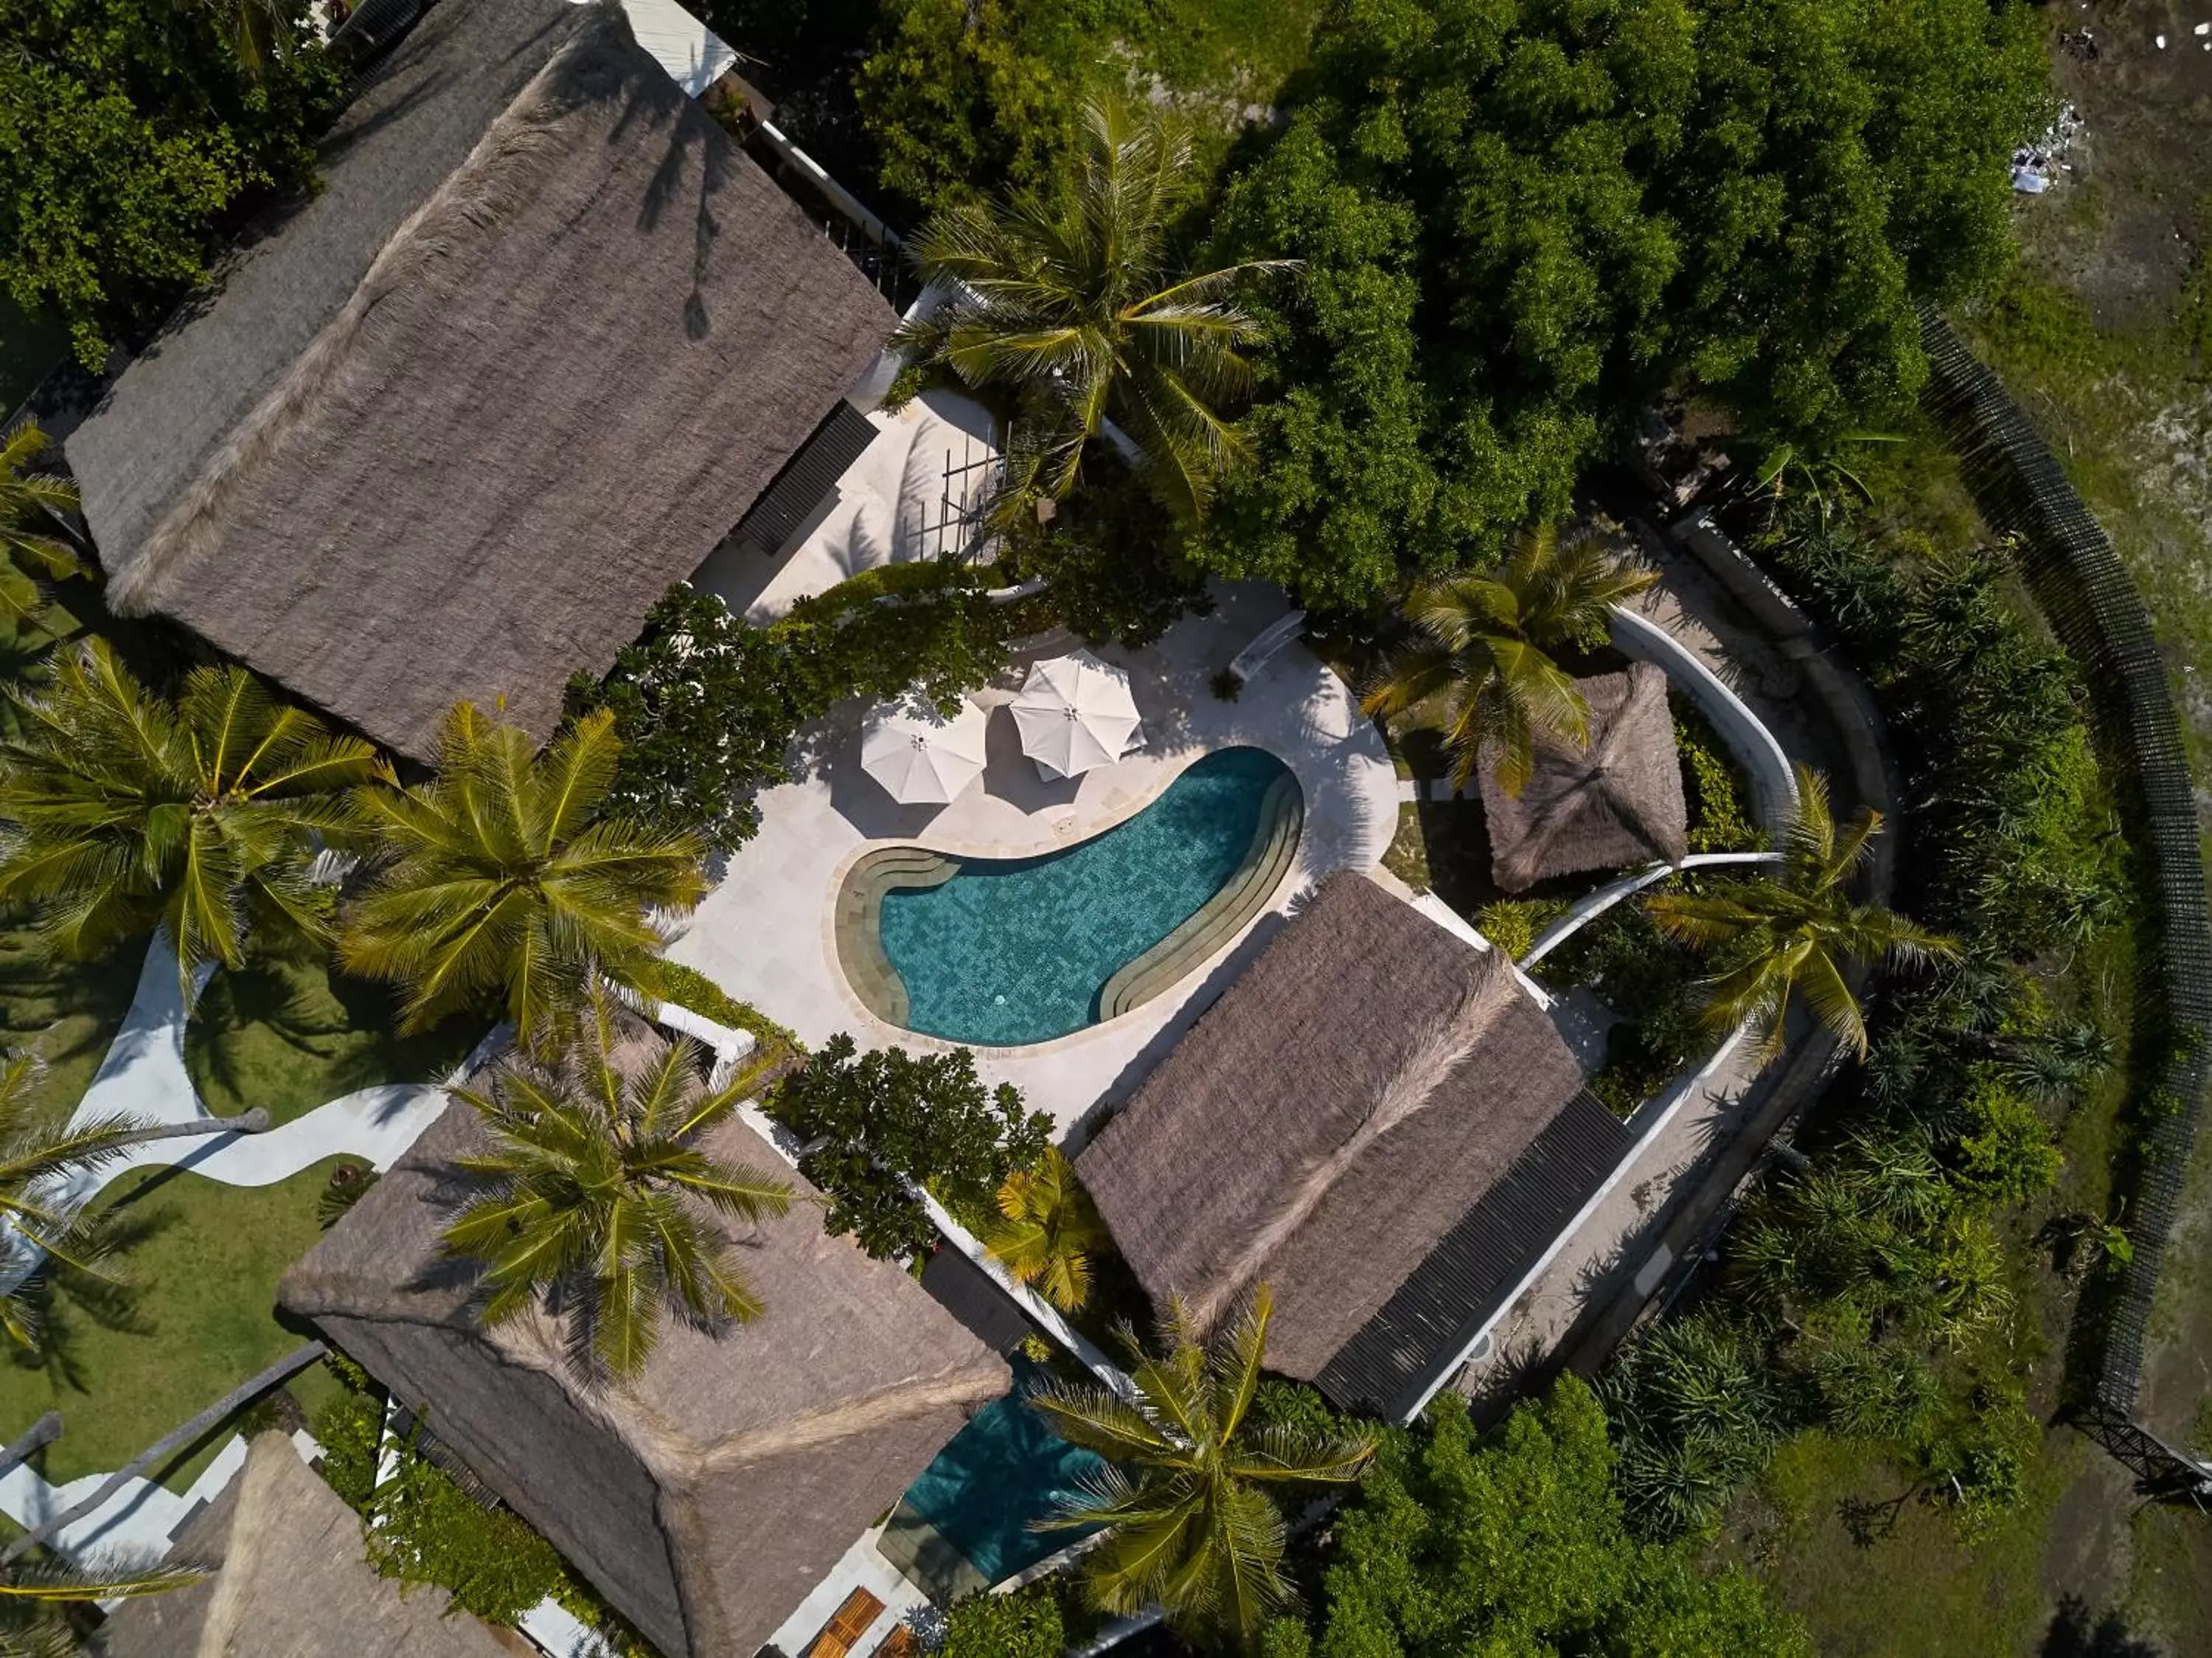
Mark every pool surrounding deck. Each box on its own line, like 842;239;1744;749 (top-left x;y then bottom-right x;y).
846;749;1300;1045
666;583;1399;1132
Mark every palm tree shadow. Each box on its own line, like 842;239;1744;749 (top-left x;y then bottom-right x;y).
188;961;350;1103
5;1209;173;1395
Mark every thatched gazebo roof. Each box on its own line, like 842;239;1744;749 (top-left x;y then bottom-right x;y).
279;1075;1007;1658
1481;662;1689;892
100;1432;509;1657
1077;873;1629;1416
63;0;894;761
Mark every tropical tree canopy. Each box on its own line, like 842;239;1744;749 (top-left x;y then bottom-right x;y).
1361;525;1656;794
338;704;706;1050
0;423;81;628
0;0;338;370
439;981;793;1378
1644;763;1955;1057
1030;1286;1377;1643
0;1049;148;1353
1192;0;2049;608
1294;1376;1812;1657
890;97;1288;520
0;639;387;993
0;1549;200;1657
982;1145;1107;1313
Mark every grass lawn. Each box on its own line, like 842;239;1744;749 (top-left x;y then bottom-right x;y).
0;1159;343;1491
185;951;479;1127
0;926;142;1129
1722;1427;2083;1658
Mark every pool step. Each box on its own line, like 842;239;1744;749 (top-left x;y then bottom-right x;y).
835;847;961;1027
1097;770;1305;1021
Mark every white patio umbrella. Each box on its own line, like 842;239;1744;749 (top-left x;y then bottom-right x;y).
860;694;991;805
1009;651;1144;780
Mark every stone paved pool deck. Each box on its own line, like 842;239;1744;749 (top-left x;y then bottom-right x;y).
667;583;1399;1134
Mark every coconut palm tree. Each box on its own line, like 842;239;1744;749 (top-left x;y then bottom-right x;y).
338;704;706;1052
1029;1286;1376;1643
1644;764;1954;1059
438;981;793;1378
0;422;83;631
983;1146;1107;1313
0;641;386;997
1;1551;200;1657
1363;525;1658;794
891;97;1290;521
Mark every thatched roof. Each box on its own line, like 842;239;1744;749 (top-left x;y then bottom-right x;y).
1481;662;1688;892
100;1432;508;1657
279;1082;1007;1658
63;0;894;761
1078;872;1607;1413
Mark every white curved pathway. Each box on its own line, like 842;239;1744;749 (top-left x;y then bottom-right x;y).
1;936;465;1555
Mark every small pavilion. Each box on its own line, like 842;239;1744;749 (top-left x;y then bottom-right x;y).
1481;661;1689;892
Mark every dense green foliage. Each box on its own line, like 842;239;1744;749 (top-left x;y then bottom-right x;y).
0;0;338;368
1540;900;1706;1117
1601;510;2121;1539
771;1033;1050;1258
576;574;1015;854
938;1581;1077;1658
1672;696;1761;854
1192;0;2049;608
645;959;807;1066
1279;1378;1811;1657
313;1357;590;1631
0;422;83;629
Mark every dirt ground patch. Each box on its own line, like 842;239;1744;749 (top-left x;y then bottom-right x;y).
2025;0;2211;327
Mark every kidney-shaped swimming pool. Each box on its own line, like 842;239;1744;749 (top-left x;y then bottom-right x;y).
835;746;1303;1047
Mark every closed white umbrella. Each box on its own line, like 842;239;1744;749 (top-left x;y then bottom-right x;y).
1010;651;1143;780
860;694;991;805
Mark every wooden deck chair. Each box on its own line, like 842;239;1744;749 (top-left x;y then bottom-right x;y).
806;1587;886;1658
870;1622;920;1658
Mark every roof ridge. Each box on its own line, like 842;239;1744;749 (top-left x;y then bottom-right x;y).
1184;952;1514;1330
111;0;627;620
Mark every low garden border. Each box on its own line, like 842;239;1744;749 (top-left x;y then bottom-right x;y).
1919;306;2212;1432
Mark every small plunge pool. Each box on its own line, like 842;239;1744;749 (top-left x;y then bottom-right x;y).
837;746;1301;1047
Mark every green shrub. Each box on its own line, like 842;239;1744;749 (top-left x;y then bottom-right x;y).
1472;897;1570;962
771;1034;1051;1259
1954;1075;2064;1206
577;574;1015;854
367;1443;566;1626
939;1580;1069;1658
647;960;807;1065
1671;696;1764;854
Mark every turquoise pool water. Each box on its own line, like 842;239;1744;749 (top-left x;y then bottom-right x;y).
891;1362;1100;1589
877;746;1292;1045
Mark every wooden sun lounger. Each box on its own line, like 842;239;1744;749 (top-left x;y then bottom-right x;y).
869;1623;919;1658
805;1587;886;1658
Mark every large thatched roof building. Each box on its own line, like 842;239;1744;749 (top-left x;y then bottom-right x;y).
1077;872;1631;1418
100;1432;509;1657
62;0;894;761
1481;662;1689;892
279;1095;1008;1658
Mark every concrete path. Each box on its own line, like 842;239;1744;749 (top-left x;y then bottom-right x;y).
1;939;466;1551
0;1428;249;1558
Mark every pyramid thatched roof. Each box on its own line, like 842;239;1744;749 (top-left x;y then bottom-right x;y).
100;1433;507;1658
1481;662;1688;892
279;1080;1007;1658
63;0;893;761
1078;873;1625;1415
